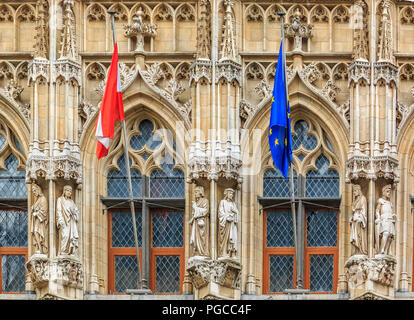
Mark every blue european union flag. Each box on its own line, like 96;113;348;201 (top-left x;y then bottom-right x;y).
268;42;293;178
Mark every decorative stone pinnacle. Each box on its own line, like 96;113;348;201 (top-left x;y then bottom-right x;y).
124;8;157;53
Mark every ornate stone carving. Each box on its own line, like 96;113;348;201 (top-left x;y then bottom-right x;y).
196;0;211;59
190;186;210;257
345;155;371;182
338;100;350;124
239;99;254;121
0;5;13;22
165;78;185;101
372;155;399;182
177;4;195;22
52;59;82;85
218;188;239;259
26;141;82;184
111;3;128;22
299;62;321;84
211;258;241;289
401;6;414;24
33;0;49;59
26;254;49;288
87;3;105;21
311;5;329;23
375;185;396;255
254;79;272;100
284;7;313;52
31;184;48;255
352;0;369;61
321;80;340;102
0;79;31;123
28;58;50;83
400;63;414;81
246;4;263;22
59;0;78;60
154;4;173;21
18;4;36;22
220;0;238;62
56;185;80;256
124;8;157;52
332;5;349;23
377;0;395;64
186;257;211;289
55;255;83;289
189;59;212;84
348;60;370;86
350;185;367;256
373;62;398;86
345;254;396;289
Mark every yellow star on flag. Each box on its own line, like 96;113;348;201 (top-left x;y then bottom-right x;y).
269;128;272;135
285;138;287;146
287;112;290;119
275;139;279;146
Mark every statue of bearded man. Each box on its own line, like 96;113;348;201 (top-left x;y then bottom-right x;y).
56;185;79;256
218;188;239;258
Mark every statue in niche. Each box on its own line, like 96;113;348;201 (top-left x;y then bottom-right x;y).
218;188;239;258
31;184;48;254
56;185;79;256
375;185;396;255
189;185;209;257
350;184;367;255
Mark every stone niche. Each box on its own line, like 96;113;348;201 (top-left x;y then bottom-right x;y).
186;256;241;300
26;253;83;300
345;254;396;300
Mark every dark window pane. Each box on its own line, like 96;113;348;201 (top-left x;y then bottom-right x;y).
0;154;27;198
150;163;184;198
307;210;337;247
2;255;26;292
0;210;28;247
107;155;142;198
152;211;183;248
114;255;139;292
269;255;294;293
155;255;180;293
310;255;334;292
263;168;297;198
266;211;294;247
305;155;339;198
111;211;142;247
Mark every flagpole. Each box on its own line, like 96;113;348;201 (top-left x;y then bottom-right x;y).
278;12;301;290
108;10;143;290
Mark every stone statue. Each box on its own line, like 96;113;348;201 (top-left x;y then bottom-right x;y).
218;188;239;258
350;184;367;255
189;186;209;257
31;184;48;254
375;185;396;255
56;185;79;256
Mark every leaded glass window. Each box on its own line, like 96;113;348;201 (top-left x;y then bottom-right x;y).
130;120;162;151
266;211;294;247
107;155;142;198
114;256;139;293
1;255;26;292
269;255;294;293
263;168;297;198
111;211;142;247
155;255;180;293
306;155;339;198
263;117;340;295
309;255;334;292
0;154;27;198
292;120;317;151
0;210;28;247
152;211;183;248
307;210;337;247
150;163;185;198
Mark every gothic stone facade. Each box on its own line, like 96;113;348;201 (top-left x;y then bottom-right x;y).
1;0;414;300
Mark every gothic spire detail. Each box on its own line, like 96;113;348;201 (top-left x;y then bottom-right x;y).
220;0;239;63
352;0;369;61
196;0;211;59
377;0;395;64
33;0;49;59
59;0;78;60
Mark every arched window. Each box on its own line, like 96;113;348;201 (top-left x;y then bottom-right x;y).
0;127;27;294
262;118;340;295
105;118;185;295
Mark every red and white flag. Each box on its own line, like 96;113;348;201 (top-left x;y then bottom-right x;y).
95;43;125;159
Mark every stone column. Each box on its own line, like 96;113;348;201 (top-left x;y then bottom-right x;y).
25;0;84;300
